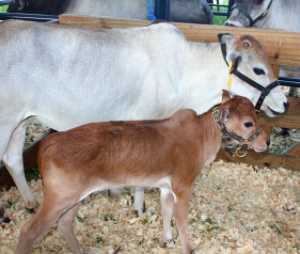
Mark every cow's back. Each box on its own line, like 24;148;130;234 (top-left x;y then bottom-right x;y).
0;21;189;130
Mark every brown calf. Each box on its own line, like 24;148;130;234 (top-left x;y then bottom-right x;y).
16;91;268;254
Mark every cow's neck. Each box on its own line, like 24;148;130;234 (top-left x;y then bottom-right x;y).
256;0;300;33
195;109;222;165
183;42;229;114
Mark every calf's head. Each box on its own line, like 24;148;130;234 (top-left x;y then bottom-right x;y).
218;91;269;154
219;33;288;117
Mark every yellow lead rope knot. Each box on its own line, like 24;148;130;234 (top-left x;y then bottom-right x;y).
228;61;233;89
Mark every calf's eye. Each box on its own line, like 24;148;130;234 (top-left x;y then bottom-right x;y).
244;122;253;128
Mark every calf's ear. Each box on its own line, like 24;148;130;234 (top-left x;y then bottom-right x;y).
220;108;231;123
222;90;231;103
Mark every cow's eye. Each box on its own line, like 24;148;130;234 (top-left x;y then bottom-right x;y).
244;122;253;128
253;68;265;75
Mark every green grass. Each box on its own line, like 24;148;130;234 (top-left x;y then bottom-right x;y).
212;0;229;26
0;5;8;13
25;167;41;182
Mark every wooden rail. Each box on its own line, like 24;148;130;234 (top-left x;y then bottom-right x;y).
1;15;300;190
59;15;300;67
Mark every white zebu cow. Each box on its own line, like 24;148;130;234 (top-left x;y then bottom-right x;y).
8;0;214;24
224;0;300;96
0;20;287;220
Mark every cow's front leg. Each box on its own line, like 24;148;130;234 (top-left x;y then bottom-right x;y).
160;188;175;248
173;186;194;254
2;119;38;210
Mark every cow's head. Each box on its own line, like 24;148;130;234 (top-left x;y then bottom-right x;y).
7;0;28;12
224;0;273;28
218;33;288;117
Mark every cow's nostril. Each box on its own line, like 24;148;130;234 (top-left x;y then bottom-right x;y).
266;139;271;147
224;22;237;27
284;101;289;110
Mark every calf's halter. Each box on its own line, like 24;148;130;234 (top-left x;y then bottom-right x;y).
231;0;274;27
212;107;263;158
219;41;280;111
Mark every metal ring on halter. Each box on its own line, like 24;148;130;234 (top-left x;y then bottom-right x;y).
235;146;248;157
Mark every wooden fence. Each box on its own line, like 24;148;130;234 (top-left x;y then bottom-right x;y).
1;15;300;189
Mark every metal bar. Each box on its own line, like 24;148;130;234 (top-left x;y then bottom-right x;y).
227;0;236;17
279;76;300;83
208;4;229;8
164;0;170;21
279;80;300;88
0;12;58;19
0;0;11;6
213;12;228;16
0;16;57;21
0;13;58;21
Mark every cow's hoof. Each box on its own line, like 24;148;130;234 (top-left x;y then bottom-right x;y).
190;249;196;254
164;240;175;248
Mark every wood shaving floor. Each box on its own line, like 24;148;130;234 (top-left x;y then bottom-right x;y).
1;161;300;254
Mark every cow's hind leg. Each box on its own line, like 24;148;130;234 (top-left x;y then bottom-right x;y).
58;203;86;254
2;119;38;210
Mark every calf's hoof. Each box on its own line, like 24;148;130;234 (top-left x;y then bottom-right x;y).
190;250;196;254
25;199;39;211
164;240;175;248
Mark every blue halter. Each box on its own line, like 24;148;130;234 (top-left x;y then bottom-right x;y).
147;0;156;22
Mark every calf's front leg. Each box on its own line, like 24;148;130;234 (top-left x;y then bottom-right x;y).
173;186;195;254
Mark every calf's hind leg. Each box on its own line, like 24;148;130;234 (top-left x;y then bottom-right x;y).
2;119;38;210
16;200;69;254
160;188;175;248
58;203;86;254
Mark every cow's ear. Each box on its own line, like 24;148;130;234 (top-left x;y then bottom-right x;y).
218;33;236;44
220;108;231;123
222;90;231;104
